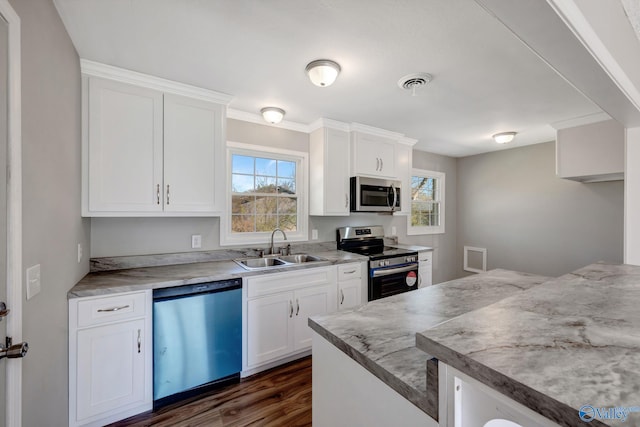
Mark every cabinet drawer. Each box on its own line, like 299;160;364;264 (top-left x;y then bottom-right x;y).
337;263;362;281
418;251;432;264
77;292;147;327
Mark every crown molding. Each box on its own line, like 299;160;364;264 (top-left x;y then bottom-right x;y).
349;122;405;140
308;118;352;132
80;59;234;105
226;108;311;133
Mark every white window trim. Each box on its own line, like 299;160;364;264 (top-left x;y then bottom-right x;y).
220;141;309;246
407;168;445;235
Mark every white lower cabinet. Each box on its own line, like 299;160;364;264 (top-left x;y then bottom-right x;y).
244;265;338;373
69;291;152;427
337;262;366;310
419;250;433;287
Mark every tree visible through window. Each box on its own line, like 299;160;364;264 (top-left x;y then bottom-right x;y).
408;169;445;235
231;154;298;233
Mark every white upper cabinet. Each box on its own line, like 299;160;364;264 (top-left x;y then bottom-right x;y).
556;119;624;183
351;131;397;179
163;94;224;213
81;60;231;217
395;139;415;215
88;78;164;213
309;124;350;216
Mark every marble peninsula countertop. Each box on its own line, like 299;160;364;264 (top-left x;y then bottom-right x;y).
308;269;551;418
416;263;640;427
69;248;367;299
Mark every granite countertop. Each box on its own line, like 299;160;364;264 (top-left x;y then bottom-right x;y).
416;263;640;427
308;269;550;418
390;243;433;252
69;249;368;299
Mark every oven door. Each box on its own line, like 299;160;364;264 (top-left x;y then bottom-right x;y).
369;263;418;301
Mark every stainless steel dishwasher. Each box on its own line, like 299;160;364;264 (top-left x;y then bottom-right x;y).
152;278;242;407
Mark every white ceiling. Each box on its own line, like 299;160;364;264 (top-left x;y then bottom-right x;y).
53;0;605;157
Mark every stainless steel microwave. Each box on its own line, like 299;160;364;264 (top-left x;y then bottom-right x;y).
350;176;401;212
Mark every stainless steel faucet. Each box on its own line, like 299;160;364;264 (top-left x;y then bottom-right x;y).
270;228;288;255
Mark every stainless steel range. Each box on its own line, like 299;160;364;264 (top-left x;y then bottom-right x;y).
337;226;419;301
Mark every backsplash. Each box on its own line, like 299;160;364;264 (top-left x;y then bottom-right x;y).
90;241;338;272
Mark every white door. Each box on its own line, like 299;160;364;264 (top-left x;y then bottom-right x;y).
0;12;7;422
0;2;25;425
324;128;350;215
163;94;223;213
338;279;362;310
293;285;333;351
246;293;293;367
88;77;164;213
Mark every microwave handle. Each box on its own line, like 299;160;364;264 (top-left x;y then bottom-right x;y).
387;186;398;211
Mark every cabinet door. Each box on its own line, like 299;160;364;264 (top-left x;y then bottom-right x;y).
338;278;362;310
88;77;163;213
76;319;146;421
293;284;336;351
353;133;396;178
324;128;351;215
247;293;294;367
163;94;224;213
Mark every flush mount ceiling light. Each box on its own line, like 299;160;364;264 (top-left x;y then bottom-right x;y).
492;131;517;144
398;73;433;96
305;59;341;87
260;107;285;124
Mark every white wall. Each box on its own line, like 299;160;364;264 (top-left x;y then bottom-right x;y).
8;0;90;426
456;141;623;277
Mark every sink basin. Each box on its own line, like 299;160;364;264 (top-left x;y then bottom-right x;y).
278;254;325;264
234;254;328;270
236;258;287;269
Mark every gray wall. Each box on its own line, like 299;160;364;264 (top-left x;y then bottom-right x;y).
9;0;90;426
456;141;623;277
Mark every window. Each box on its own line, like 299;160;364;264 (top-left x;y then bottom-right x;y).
407;168;445;235
222;142;308;245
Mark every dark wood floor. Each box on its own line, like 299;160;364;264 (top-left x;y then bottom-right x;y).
108;357;312;427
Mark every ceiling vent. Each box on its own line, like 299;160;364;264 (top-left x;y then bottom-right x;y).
398;73;433;96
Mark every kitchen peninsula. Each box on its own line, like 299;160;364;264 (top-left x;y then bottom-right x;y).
310;263;640;427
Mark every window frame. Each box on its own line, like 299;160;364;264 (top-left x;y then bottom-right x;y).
407;168;445;235
221;141;308;246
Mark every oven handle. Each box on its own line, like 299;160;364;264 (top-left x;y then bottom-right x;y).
371;264;417;277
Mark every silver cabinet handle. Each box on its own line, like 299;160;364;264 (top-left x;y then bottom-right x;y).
156;184;160;205
296;299;300;316
344;269;356;274
97;305;130;313
0;302;9;319
380;157;384;171
340;290;345;305
345;194;348;208
137;329;141;354
289;300;293;318
376;158;380;171
166;184;170;205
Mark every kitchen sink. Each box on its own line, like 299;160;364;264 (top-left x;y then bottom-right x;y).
277;254;324;264
237;258;287;269
234;254;328;270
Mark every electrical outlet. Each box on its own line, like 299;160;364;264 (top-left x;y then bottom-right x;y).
26;264;41;300
312;229;318;240
77;243;83;263
191;234;202;249
391;226;397;236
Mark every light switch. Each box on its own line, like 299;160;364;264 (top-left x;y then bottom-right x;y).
191;235;202;249
26;264;41;300
312;229;318;240
391;226;397;236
